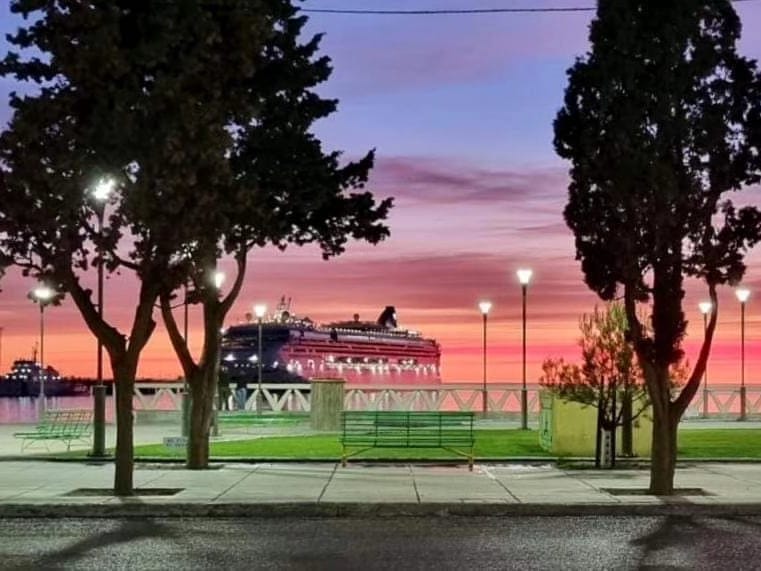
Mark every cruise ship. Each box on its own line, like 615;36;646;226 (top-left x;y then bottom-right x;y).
220;301;441;385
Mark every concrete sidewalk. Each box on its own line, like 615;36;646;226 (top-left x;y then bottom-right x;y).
3;461;761;517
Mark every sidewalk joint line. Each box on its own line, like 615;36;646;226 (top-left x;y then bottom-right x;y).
317;463;338;504
211;466;260;502
482;466;521;503
409;465;421;503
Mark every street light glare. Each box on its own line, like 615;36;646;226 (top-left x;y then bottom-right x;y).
32;285;54;301
92;177;116;202
517;268;533;286
736;288;751;303
698;301;713;315
212;270;226;289
254;304;266;319
478;301;492;315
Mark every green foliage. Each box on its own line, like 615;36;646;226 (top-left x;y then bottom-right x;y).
0;0;275;491
540;303;645;428
554;0;761;372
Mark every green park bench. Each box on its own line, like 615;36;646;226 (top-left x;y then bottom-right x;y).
14;409;93;452
340;411;476;470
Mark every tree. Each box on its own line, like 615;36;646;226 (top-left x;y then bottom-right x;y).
541;304;646;467
0;1;269;494
156;0;392;469
554;0;761;493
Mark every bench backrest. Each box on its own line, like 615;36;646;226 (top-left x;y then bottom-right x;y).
342;411;474;447
35;409;93;437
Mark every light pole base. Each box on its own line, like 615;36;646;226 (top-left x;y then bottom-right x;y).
181;390;191;437
520;388;529;430
89;385;108;458
739;386;748;422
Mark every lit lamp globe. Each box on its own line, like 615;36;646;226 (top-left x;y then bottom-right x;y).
32;285;54;302
698;301;713;315
92;177;116;202
736;288;751;304
211;270;226;290
254;304;266;319
478;301;492;315
517;268;533;286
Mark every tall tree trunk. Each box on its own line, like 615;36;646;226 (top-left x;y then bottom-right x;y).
621;389;633;456
594;398;603;468
113;360;137;496
187;370;214;469
186;308;223;469
649;399;678;495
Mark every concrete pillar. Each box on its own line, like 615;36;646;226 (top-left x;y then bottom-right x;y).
310;378;345;431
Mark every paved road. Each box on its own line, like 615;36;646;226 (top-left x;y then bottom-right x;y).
2;516;761;570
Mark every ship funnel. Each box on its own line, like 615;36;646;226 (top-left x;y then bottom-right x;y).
377;306;398;329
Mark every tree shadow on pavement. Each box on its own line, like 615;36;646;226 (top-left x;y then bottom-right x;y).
8;516;178;571
631;513;761;570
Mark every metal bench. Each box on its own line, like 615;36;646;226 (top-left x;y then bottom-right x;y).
14;409;93;452
340;411;476;470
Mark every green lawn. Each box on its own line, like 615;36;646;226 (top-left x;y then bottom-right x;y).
130;428;761;461
133;429;549;459
678;429;761;458
217;412;308;427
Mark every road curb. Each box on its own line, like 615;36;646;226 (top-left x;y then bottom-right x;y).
3;502;761;518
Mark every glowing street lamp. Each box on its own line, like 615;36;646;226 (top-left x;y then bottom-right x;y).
698;301;712;418
254;303;267;414
31;285;54;411
90;176;114;458
212;270;226;290
517;269;532;430
478;301;492;415
736;288;750;421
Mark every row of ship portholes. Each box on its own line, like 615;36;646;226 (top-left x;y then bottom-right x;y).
285;360;439;375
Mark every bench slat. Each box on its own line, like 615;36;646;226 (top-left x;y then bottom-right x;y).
14;409;93;450
340;411;476;452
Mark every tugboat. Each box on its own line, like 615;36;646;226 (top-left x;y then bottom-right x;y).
220;298;441;386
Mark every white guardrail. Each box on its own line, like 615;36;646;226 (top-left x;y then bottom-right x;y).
132;382;761;417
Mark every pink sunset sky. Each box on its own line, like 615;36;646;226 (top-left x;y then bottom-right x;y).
0;0;760;384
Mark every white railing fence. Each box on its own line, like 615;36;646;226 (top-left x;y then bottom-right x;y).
131;382;761;418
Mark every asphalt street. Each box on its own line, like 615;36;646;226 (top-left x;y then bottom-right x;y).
2;515;761;570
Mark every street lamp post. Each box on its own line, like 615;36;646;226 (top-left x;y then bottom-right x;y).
254;304;267;415
517;269;533;430
211;271;225;436
31;285;54;412
478;301;492;416
737;288;750;421
91;177;114;457
698;301;712;419
181;283;191;438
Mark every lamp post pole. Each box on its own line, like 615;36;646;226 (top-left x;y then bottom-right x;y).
31;285;54;412
478;301;492;416
737;288;750;421
517;269;532;430
91;207;107;456
38;302;46;410
211;271;225;437
254;304;267;415
90;177;113;457
698;301;712;419
181;283;190;438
